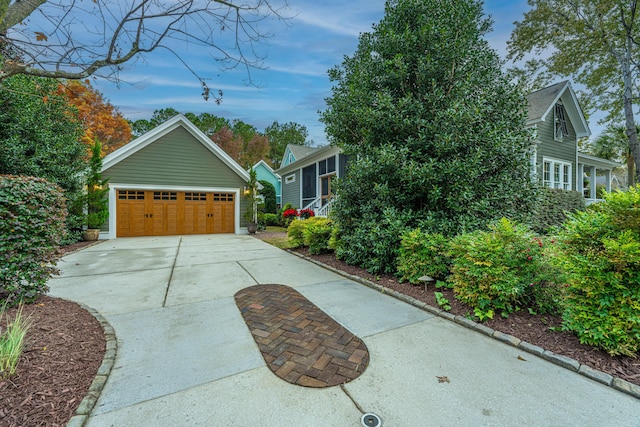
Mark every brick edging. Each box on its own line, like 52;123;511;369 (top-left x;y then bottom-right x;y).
289;250;640;401
66;306;118;427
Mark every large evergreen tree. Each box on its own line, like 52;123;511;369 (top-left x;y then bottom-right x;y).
0;74;86;241
320;0;538;273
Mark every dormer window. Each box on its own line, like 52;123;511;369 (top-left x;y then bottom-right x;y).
554;102;568;141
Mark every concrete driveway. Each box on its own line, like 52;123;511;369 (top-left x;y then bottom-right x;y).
48;235;640;427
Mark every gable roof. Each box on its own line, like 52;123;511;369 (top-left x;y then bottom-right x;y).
277;144;341;176
526;81;591;138
252;160;280;178
281;144;320;167
102;114;250;182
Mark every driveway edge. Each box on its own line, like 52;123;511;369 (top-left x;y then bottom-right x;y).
290;251;640;401
66;305;118;427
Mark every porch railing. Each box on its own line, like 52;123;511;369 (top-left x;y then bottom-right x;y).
302;197;334;217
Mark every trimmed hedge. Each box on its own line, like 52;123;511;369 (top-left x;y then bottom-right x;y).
530;188;585;234
0;175;67;306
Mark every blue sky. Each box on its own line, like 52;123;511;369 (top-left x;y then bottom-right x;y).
93;1;535;145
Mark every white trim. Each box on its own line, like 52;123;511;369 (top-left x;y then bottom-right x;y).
284;174;296;184
102;114;250;182
542;157;573;191
106;182;242;239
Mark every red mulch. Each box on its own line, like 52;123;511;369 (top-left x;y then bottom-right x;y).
0;296;105;427
277;243;640;387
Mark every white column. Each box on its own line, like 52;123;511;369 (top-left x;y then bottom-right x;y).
589;166;597;200
605;169;612;193
577;163;584;195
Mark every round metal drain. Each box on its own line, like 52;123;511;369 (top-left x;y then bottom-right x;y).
361;413;382;427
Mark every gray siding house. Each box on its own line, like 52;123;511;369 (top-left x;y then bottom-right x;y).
277;145;347;216
526;81;620;203
100;115;251;238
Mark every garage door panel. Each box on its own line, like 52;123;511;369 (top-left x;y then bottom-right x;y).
116;190;234;237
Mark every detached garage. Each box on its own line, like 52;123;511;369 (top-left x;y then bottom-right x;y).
101;115;250;239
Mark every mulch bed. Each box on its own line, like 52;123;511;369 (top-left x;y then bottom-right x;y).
235;284;369;388
0;296;105;427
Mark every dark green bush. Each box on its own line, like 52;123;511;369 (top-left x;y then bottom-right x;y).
258;180;277;214
530;188;585;234
397;229;451;283
553;186;640;356
263;213;279;226
448;218;563;320
334;207;413;274
0;175;67;306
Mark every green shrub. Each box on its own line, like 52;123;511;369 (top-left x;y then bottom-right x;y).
303;217;333;255
287;219;306;248
529;188;585;234
263;213;279;226
448;218;562;320
553;186;640;356
0;176;67;306
334;207;413;274
397;229;451;283
258;180;277;214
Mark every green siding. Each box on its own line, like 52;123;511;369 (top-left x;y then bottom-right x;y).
104;127;245;188
281;170;301;208
534;116;578;188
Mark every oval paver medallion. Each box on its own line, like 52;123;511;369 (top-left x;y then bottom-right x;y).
234;284;369;388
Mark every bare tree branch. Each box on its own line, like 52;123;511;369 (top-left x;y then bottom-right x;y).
0;0;291;100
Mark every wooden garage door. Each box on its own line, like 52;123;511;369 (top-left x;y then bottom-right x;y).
116;190;235;237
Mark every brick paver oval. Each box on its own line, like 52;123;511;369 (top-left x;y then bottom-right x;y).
234;284;369;388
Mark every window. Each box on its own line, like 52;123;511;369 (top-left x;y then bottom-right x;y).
302;164;316;200
318;156;336;176
213;193;233;202
185;192;207;201
554;102;569;141
285;174;296;184
542;159;572;190
118;190;144;200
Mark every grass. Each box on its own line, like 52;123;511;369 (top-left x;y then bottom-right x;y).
0;304;33;379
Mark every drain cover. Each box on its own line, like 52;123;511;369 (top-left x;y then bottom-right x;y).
361;413;382;427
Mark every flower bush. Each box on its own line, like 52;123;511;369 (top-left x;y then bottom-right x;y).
448;218;563;320
298;208;315;220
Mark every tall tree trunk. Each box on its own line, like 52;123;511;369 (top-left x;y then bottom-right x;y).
622;35;640;186
627;153;635;187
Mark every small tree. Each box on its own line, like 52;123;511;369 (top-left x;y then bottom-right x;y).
258;180;277;213
86;139;109;229
244;168;258;226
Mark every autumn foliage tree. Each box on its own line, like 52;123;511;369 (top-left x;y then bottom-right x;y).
59;80;131;154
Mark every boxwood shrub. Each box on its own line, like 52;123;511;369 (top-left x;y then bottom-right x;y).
553;186;640;356
0;175;67;306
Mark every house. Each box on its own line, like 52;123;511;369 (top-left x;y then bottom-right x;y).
99;114;252;238
526;81;621;204
251;160;282;208
276;145;347;216
279;81;620;216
